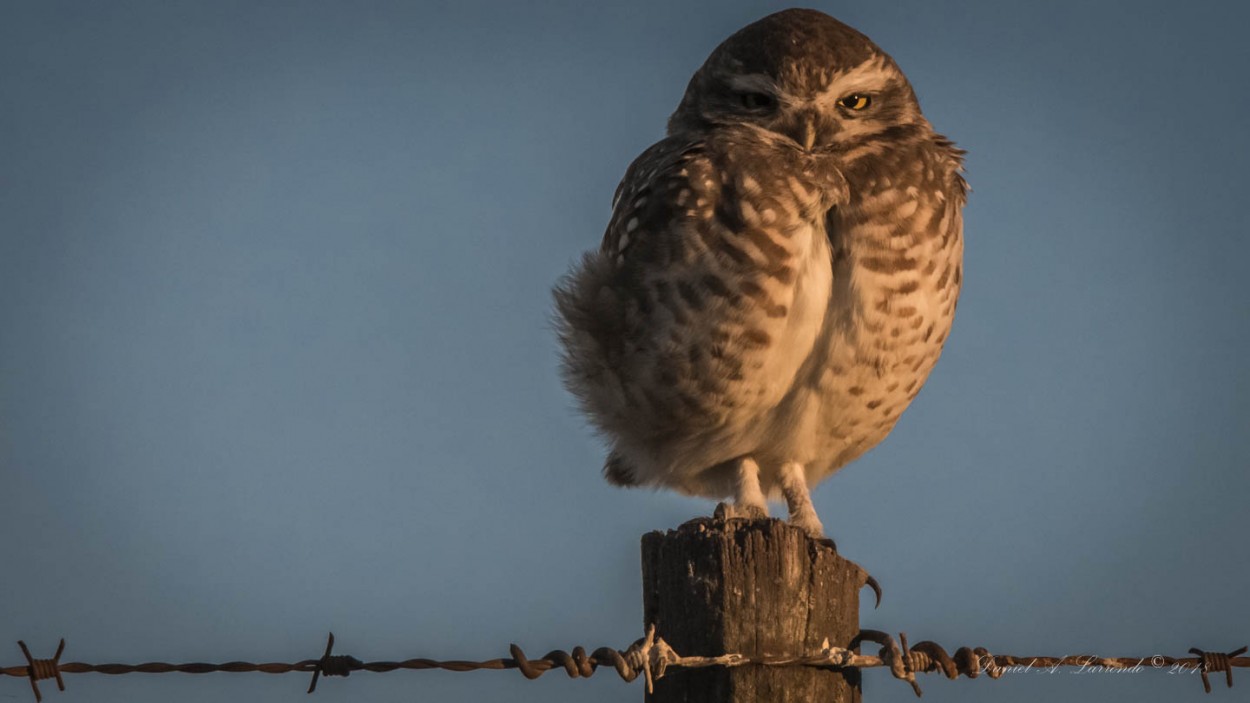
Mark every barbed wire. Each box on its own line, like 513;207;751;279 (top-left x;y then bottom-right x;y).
3;627;1245;701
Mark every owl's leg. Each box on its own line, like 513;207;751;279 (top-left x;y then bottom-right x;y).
733;456;769;518
779;461;825;538
716;456;768;521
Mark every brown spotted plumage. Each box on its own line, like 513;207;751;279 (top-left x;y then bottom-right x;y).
554;9;966;537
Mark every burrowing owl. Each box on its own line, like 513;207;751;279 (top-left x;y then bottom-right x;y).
555;9;966;538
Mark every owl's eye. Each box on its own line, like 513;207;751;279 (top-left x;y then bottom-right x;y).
838;94;872;111
739;92;776;110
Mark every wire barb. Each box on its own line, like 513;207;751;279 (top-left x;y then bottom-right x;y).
854;630;924;696
307;632;363;693
16;640;65;703
1189;646;1247;693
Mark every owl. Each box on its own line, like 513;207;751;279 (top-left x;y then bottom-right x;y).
554;9;966;539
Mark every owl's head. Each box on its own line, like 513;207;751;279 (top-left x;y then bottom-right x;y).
668;9;927;153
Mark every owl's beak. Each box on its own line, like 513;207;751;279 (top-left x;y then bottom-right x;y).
801;118;817;151
784;110;833;152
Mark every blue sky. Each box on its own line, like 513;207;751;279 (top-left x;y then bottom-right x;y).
2;2;1247;702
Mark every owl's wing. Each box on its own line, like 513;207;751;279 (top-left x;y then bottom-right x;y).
556;137;716;412
566;135;773;384
556;133;836;460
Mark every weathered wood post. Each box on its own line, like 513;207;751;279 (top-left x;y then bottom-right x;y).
642;515;867;702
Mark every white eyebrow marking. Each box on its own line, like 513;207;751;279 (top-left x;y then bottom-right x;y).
815;55;897;105
728;56;900;108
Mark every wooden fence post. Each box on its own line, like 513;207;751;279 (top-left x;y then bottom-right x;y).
642;516;866;702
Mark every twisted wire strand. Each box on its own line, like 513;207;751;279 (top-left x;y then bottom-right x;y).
4;630;1247;700
854;630;1249;697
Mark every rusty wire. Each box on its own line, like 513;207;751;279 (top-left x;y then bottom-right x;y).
852;631;1248;697
3;628;1246;701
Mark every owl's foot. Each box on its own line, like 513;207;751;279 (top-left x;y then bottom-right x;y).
713;457;770;521
779;461;825;538
714;501;767;521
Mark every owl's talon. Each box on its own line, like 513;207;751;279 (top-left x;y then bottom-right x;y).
864;574;882;608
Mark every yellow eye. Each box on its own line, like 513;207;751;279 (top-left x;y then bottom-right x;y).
839;94;871;111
